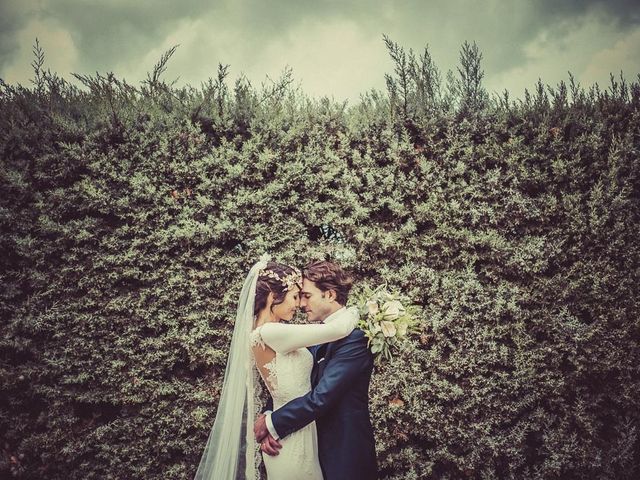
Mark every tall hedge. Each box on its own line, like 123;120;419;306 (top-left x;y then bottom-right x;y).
1;42;639;479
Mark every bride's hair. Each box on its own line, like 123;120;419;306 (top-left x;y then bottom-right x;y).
254;262;301;316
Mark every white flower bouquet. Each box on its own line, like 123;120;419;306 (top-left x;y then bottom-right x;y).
351;285;421;363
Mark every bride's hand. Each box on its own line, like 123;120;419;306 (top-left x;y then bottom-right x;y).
260;433;282;457
254;414;269;442
335;306;359;336
346;306;359;327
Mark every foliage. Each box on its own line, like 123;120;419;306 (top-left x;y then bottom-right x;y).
1;39;639;479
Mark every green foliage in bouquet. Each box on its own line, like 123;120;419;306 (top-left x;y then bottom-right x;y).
351;285;421;363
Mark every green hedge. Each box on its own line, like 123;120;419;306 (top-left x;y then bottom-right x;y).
1;42;639;479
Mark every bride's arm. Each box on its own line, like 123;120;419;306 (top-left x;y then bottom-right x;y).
258;307;358;355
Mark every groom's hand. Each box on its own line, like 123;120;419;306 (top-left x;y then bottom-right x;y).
254;414;269;442
260;434;282;456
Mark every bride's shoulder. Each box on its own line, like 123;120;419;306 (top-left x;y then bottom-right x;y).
251;322;288;347
250;325;267;348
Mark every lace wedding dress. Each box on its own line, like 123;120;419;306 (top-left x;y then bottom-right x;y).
250;307;358;480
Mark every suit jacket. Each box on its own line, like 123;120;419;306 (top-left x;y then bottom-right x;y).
270;328;377;480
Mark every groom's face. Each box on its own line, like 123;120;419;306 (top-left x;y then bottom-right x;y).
300;278;334;323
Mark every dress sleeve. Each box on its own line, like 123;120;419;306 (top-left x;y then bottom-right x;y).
259;307;359;354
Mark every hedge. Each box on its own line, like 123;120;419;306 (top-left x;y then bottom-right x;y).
1;41;639;479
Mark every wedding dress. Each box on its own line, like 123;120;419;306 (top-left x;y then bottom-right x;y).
250;308;358;480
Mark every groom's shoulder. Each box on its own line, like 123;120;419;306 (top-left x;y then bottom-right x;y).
335;327;367;346
333;329;373;363
350;328;366;340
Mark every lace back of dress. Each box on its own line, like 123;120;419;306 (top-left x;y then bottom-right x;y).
251;327;278;394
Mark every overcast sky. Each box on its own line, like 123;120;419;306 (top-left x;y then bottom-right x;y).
1;0;639;103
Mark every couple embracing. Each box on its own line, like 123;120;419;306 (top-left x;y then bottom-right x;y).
195;256;377;480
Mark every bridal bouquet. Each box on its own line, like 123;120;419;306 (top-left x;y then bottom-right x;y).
351;285;421;364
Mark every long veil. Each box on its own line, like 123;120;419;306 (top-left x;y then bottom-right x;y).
194;254;270;480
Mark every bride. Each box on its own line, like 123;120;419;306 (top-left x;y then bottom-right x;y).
194;255;358;479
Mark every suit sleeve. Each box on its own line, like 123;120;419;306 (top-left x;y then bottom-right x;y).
270;329;372;439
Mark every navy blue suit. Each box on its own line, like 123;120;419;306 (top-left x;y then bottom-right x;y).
270;328;377;480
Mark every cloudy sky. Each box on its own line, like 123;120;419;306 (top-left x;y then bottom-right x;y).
1;0;639;103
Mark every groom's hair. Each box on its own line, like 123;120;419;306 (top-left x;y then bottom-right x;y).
303;261;353;306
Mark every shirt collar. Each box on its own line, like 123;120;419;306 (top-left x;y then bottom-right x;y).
323;306;346;324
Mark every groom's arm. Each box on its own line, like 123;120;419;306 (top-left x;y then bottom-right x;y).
268;330;372;439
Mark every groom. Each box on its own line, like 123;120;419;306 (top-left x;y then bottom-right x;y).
254;260;377;479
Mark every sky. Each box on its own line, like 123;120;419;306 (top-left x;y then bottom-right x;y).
1;0;639;103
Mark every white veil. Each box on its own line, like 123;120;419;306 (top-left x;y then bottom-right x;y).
194;254;271;480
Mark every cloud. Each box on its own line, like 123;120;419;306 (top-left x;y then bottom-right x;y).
1;0;639;101
116;13;387;102
2;17;79;85
0;0;40;70
535;0;640;27
38;0;213;75
485;13;639;97
372;0;639;82
582;27;640;84
249;18;388;101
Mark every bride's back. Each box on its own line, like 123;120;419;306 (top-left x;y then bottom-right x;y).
251;326;315;408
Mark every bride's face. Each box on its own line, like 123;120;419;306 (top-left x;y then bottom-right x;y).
271;286;301;321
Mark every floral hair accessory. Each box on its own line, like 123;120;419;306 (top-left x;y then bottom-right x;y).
259;267;302;292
